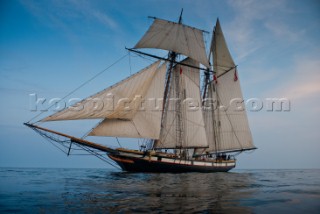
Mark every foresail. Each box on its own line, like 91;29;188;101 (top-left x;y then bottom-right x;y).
42;60;161;122
134;18;210;67
89;63;167;139
212;19;235;77
155;58;208;149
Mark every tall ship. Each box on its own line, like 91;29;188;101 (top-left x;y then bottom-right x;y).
25;12;256;172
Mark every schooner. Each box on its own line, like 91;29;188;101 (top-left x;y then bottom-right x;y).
25;12;256;172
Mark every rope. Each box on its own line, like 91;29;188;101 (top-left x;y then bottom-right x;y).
28;53;129;124
31;126;120;169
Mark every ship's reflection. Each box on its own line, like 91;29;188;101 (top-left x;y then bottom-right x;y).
142;172;255;213
61;170;256;213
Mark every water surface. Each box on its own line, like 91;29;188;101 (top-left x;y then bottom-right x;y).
0;168;319;213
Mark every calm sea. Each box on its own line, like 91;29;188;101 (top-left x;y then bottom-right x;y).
0;168;319;213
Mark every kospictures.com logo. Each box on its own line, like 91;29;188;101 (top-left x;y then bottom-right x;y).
29;93;290;113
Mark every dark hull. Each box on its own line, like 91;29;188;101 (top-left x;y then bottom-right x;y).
108;154;235;173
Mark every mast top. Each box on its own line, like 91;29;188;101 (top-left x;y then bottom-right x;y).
178;8;183;24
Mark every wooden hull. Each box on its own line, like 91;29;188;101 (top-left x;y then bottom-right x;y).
108;152;235;173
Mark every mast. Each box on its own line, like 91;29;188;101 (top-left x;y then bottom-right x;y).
213;24;221;154
114;10;210;151
199;24;219;156
175;9;184;152
155;9;184;152
162;8;184;111
204;19;256;154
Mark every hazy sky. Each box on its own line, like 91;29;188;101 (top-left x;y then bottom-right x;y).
1;0;319;169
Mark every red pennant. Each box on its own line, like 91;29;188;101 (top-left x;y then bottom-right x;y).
234;69;238;81
180;67;183;75
214;74;218;84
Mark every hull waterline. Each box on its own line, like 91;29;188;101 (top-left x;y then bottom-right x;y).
108;153;235;173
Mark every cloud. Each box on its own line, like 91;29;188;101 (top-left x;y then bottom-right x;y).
20;0;118;31
225;0;303;62
261;53;320;117
274;56;320;101
67;0;117;29
264;21;305;42
91;10;117;29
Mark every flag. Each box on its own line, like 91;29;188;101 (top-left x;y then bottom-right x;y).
234;69;238;81
214;74;218;84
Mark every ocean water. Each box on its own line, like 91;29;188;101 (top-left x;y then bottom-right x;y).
0;168;319;213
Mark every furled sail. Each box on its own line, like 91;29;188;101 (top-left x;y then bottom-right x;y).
134;18;210;68
42;60;162;122
212;19;235;77
155;58;208;149
88;63;167;139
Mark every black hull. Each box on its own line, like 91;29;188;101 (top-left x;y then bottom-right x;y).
109;154;235;173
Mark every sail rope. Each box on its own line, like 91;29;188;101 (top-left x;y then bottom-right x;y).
129;51;132;75
129;120;143;138
214;71;244;150
27;53;129;124
29;126;120;169
129;49;166;65
81;119;105;139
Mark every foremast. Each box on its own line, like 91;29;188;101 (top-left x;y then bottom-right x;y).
134;11;210;155
155;9;185;155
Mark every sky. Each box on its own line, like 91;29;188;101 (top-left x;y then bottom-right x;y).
0;0;319;169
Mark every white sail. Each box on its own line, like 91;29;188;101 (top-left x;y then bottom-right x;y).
197;19;254;153
42;61;161;121
212;69;254;152
134;18;210;68
89;63;167;139
212;19;235;77
202;82;217;152
155;58;208;149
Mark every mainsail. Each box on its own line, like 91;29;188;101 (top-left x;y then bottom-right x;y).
202;82;217;152
211;19;235;77
213;71;254;152
201;19;255;153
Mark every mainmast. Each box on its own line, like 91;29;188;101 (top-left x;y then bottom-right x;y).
202;18;256;155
